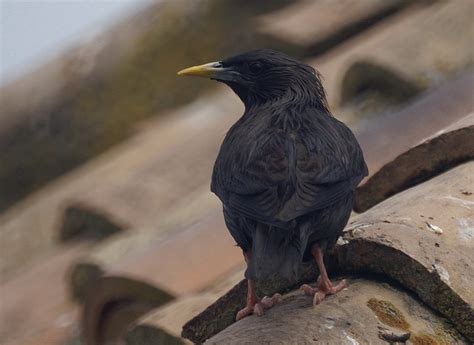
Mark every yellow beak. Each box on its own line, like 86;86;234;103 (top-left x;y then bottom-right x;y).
177;61;224;78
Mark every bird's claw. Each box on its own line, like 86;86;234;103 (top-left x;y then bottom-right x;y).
235;293;282;321
253;302;264;317
261;293;282;308
314;291;326;305
300;279;348;305
300;284;317;296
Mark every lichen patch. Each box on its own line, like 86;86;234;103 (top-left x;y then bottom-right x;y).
367;298;410;330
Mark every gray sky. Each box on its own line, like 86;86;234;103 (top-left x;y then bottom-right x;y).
0;0;151;84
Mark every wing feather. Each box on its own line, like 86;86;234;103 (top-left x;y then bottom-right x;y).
211;109;368;228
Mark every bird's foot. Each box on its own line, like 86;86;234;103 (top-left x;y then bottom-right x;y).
235;293;282;321
300;278;348;305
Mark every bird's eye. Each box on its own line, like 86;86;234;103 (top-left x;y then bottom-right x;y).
248;62;263;74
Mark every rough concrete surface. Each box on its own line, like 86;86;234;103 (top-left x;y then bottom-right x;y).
208;279;465;344
257;0;409;47
310;0;474;111
355;113;474;212
108;267;245;345
73;208;243;300
80;210;245;345
353;70;474;182
343;162;474;339
128;264;245;345
0;244;87;345
82;276;174;345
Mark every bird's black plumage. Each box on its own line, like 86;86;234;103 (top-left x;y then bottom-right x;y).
200;50;367;280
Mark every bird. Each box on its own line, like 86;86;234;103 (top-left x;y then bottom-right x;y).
178;49;368;320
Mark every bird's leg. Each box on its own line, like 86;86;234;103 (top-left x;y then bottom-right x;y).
235;252;282;321
300;244;347;305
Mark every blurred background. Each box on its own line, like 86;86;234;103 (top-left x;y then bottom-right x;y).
0;1;473;344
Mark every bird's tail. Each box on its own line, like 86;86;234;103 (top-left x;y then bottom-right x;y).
245;222;312;282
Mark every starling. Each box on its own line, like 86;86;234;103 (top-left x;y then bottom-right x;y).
178;50;368;320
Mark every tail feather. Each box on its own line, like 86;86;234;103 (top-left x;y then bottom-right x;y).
245;222;312;281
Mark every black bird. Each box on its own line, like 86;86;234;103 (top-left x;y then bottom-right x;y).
178;49;368;320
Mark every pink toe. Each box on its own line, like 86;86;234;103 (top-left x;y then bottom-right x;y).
260;296;272;308
314;291;325;305
272;293;282;303
300;284;316;296
236;306;252;321
254;303;264;316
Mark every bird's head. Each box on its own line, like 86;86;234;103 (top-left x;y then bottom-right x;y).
178;49;329;111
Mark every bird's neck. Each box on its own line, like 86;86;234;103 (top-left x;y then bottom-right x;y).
245;80;330;114
244;91;330;115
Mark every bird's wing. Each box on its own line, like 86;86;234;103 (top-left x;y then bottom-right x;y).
212;113;368;227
